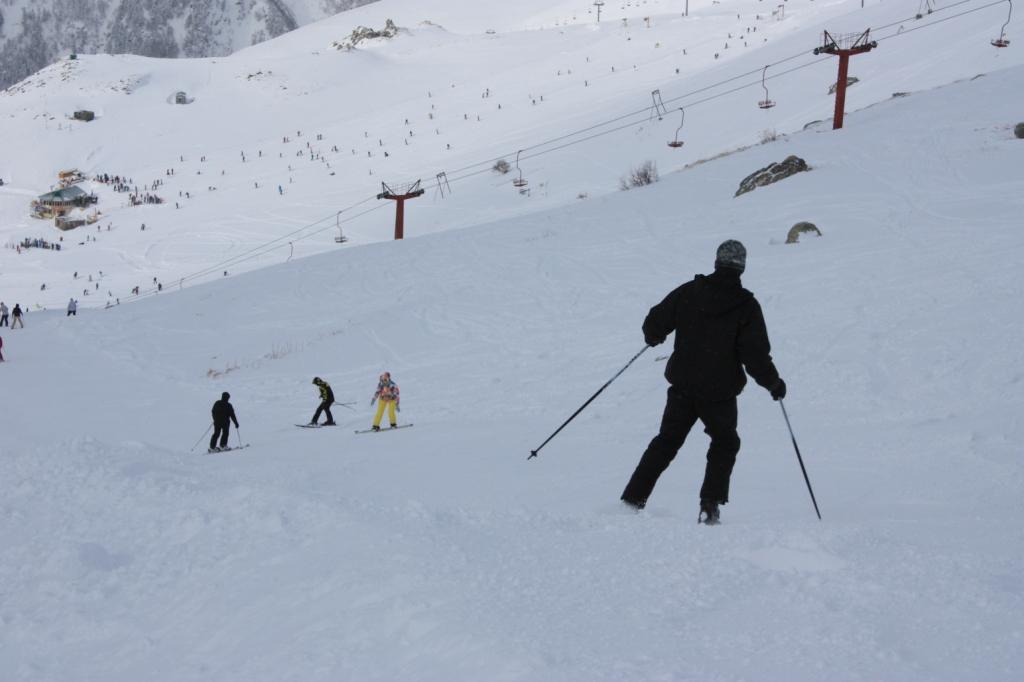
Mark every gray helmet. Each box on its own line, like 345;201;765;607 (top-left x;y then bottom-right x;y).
715;240;746;273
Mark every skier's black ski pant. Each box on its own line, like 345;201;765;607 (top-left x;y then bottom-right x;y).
210;421;231;449
621;387;740;508
312;401;334;424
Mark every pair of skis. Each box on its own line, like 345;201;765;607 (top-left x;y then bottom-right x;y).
206;444;250;454
296;423;414;434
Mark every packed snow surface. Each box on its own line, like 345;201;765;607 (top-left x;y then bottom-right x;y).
2;0;1023;680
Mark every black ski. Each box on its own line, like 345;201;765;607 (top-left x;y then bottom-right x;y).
206;444;250;454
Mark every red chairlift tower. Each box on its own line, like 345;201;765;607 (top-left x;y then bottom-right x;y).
814;30;877;130
377;180;424;240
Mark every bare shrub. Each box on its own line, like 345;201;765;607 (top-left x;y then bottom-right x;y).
759;128;778;144
620;160;659;190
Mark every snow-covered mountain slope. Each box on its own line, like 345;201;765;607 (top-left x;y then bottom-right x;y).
2;55;1023;680
1;0;1021;309
0;0;379;91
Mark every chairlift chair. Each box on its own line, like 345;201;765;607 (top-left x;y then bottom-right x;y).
992;0;1012;47
667;108;685;148
758;65;776;109
512;150;529;188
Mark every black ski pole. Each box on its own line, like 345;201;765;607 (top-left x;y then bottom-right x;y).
190;423;213;453
779;400;822;520
333;401;357;411
529;345;650;460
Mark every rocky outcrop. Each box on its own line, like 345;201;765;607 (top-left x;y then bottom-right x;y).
734;156;810;197
331;19;401;50
0;0;380;92
1015;123;1024;139
786;222;822;244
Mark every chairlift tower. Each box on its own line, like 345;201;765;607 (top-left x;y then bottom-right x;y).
813;30;877;130
377;180;424;240
594;1;605;23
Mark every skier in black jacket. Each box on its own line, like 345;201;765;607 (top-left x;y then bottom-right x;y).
621;240;786;524
210;392;239;452
310;377;336;425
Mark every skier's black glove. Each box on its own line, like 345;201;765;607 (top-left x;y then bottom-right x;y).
770;379;787;401
644;335;665;347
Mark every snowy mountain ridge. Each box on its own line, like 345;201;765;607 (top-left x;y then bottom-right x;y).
0;0;379;91
1;0;1020;310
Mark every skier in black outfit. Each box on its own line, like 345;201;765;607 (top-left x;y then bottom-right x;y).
620;240;786;524
210;392;239;452
310;377;336;425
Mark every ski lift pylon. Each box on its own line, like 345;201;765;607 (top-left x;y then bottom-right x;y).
512;150;529;188
667;108;685;148
758;65;776;109
992;0;1012;47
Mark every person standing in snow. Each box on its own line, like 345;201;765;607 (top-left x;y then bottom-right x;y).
66;298;77;316
620;240;786;525
0;335;4;362
10;304;23;329
370;372;400;431
310;377;336;426
0;302;8;327
209;392;240;452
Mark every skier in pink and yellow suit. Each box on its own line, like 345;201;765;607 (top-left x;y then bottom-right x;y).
370;372;400;431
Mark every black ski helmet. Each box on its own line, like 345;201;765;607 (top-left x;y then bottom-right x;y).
222;392;230;401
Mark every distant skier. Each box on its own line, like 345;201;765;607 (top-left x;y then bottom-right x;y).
310;377;336;426
0;335;4;362
620;240;786;525
0;302;8;327
209;392;240;452
370;372;400;431
67;298;77;316
10;304;23;329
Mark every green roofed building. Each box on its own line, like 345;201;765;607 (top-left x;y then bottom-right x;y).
36;185;93;207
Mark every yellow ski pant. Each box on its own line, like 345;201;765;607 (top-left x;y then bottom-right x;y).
373;400;397;427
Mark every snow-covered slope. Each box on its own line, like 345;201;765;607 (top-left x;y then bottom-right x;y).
0;0;379;91
1;0;1021;309
2;52;1023;679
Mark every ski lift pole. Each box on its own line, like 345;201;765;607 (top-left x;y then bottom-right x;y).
779;400;822;520
528;345;650;460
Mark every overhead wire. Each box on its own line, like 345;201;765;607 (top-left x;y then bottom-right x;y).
115;0;1010;304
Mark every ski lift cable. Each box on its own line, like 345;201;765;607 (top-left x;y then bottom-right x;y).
439;0;995;181
118;0;1009;305
874;0;1010;42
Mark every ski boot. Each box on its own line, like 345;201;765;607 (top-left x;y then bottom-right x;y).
389;423;398;429
371;425;381;432
323;421;337;426
208;446;221;453
698;499;721;526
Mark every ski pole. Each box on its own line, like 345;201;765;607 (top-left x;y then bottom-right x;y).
190;423;213;453
333;401;357;411
779;400;822;520
529;345;650;460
